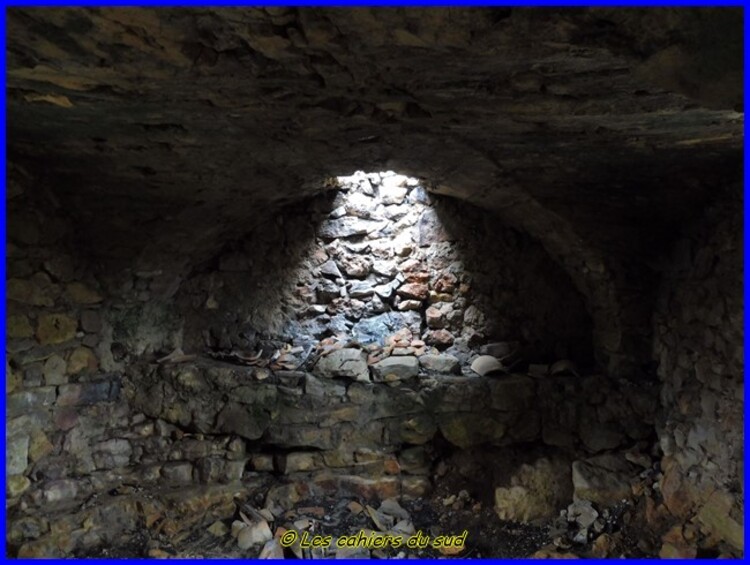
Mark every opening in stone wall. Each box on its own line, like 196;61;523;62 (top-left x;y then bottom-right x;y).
175;170;596;380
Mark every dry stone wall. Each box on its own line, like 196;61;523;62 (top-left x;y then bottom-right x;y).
5;168;650;557
652;188;744;554
12;167;741;558
128;359;656;466
6;167;119;497
179;171;594;369
5;169;241;556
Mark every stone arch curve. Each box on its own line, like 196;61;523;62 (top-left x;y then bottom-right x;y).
498;197;653;378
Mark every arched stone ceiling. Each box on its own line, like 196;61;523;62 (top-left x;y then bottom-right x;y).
7;7;743;276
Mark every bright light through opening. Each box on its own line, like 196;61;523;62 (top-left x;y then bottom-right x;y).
335;171;425;209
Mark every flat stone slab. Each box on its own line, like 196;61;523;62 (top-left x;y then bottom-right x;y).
313;348;370;382
372;356;419;381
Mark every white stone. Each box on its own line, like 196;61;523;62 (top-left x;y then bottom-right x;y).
372;260;397;277
237;519;273;549
380;184;408;205
344;192;378;219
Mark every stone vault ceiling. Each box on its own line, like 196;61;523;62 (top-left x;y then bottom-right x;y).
6;7;743;273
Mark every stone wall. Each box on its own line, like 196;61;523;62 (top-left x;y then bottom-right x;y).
128;359;656;470
6;165;120;496
6;166;124;550
653;187;744;554
179;171;594;368
5;168;234;556
15;166;740;559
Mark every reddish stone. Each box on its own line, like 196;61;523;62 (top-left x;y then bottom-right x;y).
405;271;430;284
424;329;455;348
297;506;325;518
399;259;421;272
644;496;670;530
383;457;401;475
397;282;428;300
386;328;413;346
425;306;445;328
659;526;697;558
434;273;457;293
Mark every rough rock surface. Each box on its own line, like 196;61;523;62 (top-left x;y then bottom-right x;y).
5;10;742;380
6;9;741;269
652;190;744;554
177;173;595;366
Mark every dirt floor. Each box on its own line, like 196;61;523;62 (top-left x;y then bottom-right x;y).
77;483;650;559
